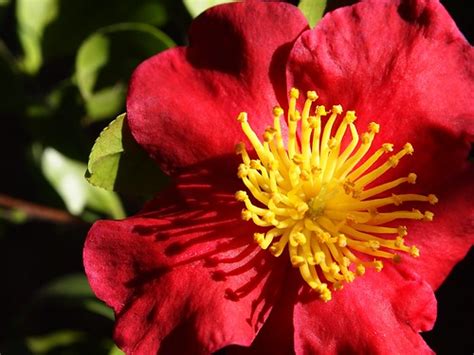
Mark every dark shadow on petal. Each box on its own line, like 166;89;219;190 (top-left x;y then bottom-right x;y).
397;0;430;24
269;41;294;110
186;7;245;73
119;154;290;334
159;315;206;355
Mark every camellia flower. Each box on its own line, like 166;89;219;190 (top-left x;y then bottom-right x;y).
84;0;473;354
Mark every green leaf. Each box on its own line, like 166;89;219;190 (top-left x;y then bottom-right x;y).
16;0;58;73
15;0;170;73
83;299;115;320
41;147;125;218
75;23;174;122
86;113;167;196
110;344;125;355
35;274;114;320
38;274;94;299
0;42;25;113
183;0;237;18
298;0;327;27
27;330;86;354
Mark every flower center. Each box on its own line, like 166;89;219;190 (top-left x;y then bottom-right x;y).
235;88;437;302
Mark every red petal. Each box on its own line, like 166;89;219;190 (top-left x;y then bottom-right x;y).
127;2;308;175
287;0;473;288
226;268;300;355
84;180;287;353
397;169;474;289
287;0;474;185
293;266;437;354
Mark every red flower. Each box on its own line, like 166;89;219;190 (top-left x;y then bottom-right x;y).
84;1;474;354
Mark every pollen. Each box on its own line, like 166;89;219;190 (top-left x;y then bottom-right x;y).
235;88;437;302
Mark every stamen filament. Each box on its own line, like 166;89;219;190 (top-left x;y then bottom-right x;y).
235;88;435;302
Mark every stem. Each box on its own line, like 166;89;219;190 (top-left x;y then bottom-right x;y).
0;193;85;225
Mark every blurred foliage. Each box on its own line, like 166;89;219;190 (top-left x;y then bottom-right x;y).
0;0;472;354
183;0;236;18
86;113;167;196
0;0;188;353
75;23;174;122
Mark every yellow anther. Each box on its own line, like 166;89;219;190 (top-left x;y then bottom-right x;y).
300;169;310;181
253;233;265;244
333;281;344;291
308;280;319;289
292;154;304;165
307;90;318;101
317;231;330;243
373;260;384;272
330;263;340;276
410;246;420;257
337;234;347;247
395;236;404;247
267;159;279;171
263;127;277;142
311;166;322;175
428;194;438;205
368;122;380;133
273;106;284;117
382;143;394;152
344;110;356;123
398;225;408;237
241;209;252;221
392;194;403;206
356;264;366;276
424;211;434;221
332;105;343;114
291;255;306;267
407;173;417;184
269;243;283;257
235;88;436;299
249;160;262;169
295;232;307;244
314;251;325;265
237;112;247;123
345;213;357;223
315;105;327;116
290;87;299;99
235;142;245;154
319;284;332;302
320;291;332;302
237;164;249;178
343;180;355;195
404;143;414;154
344;271;355;283
368;240;380;250
328;137;337;149
235;190;248;201
342;257;351;268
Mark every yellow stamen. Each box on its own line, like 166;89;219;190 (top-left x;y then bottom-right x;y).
235;88;436;302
